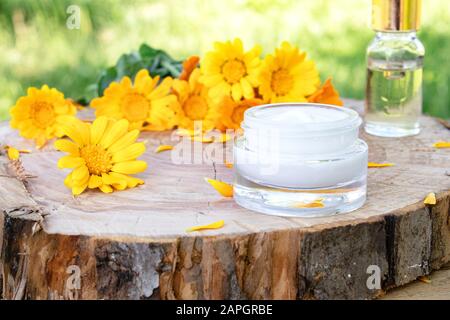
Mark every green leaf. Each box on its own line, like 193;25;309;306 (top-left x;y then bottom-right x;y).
91;43;184;100
139;43;163;58
97;67;118;96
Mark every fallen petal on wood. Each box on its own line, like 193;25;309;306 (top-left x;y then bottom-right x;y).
205;178;233;197
368;162;395;168
424;192;436;205
224;162;234;169
7;146;20;160
186;220;225;232
155;145;174;153
433;141;450;148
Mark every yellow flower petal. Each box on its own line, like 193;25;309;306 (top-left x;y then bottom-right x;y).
111;160;147;174
54;139;79;156
79;121;91;145
186;220;225;232
101;173;127;190
112;182;127;191
99;184;113;193
100;119;129;149
155;145;173;153
72;183;87;196
424;192;436;205
205;178;233;197
64;173;73;188
18;149;31;154
101;172;117;184
59;117;86;146
90;116;109;145
109;172;144;188
112;142;146;163
7;147;20;160
433;141;450;148
107;129;140;154
35;135;48;149
57;156;85;169
127;177;144;188
72;165;89;181
88;174;102;189
231;83;242;101
240;77;254;99
368;162;395;168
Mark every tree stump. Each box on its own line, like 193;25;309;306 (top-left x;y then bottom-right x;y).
1;100;449;300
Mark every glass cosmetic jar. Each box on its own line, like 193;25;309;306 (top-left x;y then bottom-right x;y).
233;103;368;217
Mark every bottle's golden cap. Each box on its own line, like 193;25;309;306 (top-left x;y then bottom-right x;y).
371;0;422;31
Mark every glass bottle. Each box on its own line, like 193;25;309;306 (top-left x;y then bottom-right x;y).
365;0;424;137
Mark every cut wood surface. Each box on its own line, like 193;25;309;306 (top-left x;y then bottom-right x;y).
0;99;449;300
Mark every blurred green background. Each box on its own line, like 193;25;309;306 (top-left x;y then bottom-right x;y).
0;0;448;121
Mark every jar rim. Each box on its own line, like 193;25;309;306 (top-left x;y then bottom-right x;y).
241;103;362;135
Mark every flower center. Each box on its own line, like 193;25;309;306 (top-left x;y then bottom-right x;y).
184;95;208;120
120;93;150;122
80;145;112;176
222;59;247;84
30;101;55;128
271;69;294;96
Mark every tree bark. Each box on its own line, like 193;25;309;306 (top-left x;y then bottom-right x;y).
1;100;449;299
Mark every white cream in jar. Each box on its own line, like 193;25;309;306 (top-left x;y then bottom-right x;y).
233;103;368;217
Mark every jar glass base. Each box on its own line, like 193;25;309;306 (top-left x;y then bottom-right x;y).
364;121;420;137
233;173;367;218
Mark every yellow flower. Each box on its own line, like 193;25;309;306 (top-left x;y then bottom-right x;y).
172;68;220;131
55;117;147;195
214;96;263;130
200;38;261;102
258;42;320;103
91;69;179;131
10;85;77;147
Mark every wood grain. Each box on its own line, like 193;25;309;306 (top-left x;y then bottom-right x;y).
0;99;449;299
